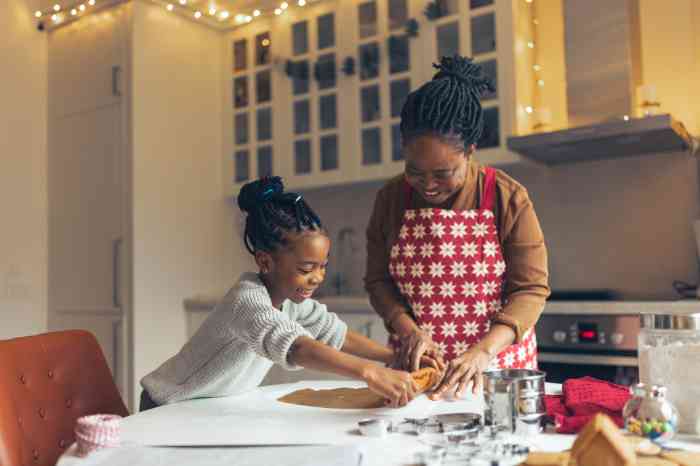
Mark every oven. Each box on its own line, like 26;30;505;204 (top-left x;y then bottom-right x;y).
535;313;640;385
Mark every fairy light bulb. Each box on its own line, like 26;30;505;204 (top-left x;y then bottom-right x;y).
70;8;77;15
533;64;541;71
253;9;261;16
525;106;534;114
208;6;216;15
280;1;288;9
79;4;86;11
219;10;229;19
166;3;173;10
298;0;306;5
274;8;281;14
179;0;186;4
51;13;60;22
88;0;95;5
537;79;545;87
35;10;42;17
194;10;202;18
53;4;61;11
527;41;534;48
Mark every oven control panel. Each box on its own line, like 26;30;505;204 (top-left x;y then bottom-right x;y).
536;314;639;352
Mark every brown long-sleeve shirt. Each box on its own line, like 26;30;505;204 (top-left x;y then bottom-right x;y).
364;161;550;343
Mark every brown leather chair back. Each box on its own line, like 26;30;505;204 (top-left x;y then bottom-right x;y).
0;330;128;466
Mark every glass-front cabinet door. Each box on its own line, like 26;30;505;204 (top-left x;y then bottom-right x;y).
225;0;524;195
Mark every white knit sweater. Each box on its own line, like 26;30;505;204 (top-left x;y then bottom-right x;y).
141;272;347;405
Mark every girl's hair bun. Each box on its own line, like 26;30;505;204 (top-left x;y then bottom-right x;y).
432;55;495;95
237;176;285;213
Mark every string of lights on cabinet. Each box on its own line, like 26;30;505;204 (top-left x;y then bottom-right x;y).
522;0;551;132
34;0;317;31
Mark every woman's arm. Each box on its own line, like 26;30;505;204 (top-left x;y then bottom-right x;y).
288;335;417;407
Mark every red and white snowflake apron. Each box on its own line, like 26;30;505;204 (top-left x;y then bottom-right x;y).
388;167;537;369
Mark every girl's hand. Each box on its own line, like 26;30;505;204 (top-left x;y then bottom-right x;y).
362;365;417;408
429;346;493;400
397;330;445;372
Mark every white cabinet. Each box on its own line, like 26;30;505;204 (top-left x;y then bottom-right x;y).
47;4;130;404
225;0;531;195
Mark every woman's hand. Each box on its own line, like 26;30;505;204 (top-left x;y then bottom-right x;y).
429;345;494;400
397;329;445;372
362;365;417;408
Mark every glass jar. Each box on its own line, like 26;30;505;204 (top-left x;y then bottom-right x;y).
638;312;700;434
623;383;678;442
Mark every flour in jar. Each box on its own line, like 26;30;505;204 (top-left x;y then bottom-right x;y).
638;341;700;434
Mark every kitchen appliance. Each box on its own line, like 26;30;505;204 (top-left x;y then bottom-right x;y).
483;369;546;436
506;0;696;164
638;312;700;433
536;299;640;385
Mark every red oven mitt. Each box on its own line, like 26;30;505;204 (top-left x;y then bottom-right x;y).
544;377;631;433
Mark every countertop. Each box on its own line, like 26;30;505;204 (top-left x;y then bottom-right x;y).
57;380;700;466
184;292;699;316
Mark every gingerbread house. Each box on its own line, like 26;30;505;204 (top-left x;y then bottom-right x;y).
570;414;637;466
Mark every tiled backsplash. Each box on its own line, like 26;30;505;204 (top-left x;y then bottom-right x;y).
301;152;700;300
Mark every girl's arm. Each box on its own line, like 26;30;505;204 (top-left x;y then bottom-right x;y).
340;329;394;365
288;335;416;407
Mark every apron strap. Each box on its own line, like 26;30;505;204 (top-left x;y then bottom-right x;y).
480;166;497;212
403;177;412;207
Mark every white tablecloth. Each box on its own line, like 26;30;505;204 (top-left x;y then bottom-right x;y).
56;380;574;466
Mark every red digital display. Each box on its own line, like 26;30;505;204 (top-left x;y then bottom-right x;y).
577;322;599;342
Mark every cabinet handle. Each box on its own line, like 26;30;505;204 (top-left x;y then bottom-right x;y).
112;65;121;97
112;320;121;386
112;238;122;308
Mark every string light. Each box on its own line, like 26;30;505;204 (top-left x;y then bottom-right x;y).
36;0;312;31
525;106;533;114
537;79;544;87
527;41;534;48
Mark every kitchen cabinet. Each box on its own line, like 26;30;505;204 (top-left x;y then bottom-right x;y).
224;0;530;196
48;4;130;403
47;2;230;411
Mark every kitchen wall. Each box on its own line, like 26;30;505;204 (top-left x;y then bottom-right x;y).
0;0;48;339
130;1;250;401
303;151;700;301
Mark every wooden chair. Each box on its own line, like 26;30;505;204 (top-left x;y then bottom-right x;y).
0;330;128;466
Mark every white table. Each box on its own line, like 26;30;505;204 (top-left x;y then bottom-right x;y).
56;380;700;466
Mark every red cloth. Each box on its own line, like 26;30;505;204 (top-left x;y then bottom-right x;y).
544;377;631;433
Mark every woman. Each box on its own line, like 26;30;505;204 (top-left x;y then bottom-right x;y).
364;55;550;400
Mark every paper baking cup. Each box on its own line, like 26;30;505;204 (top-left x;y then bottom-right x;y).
75;414;122;457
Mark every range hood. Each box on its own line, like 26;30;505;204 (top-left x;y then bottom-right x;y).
506;0;696;165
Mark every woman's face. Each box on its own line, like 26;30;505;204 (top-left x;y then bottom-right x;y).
256;231;330;307
403;134;471;205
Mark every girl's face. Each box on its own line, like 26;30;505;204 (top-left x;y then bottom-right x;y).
256;231;330;307
403;134;472;205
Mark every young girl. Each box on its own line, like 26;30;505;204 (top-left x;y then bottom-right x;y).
140;176;421;411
